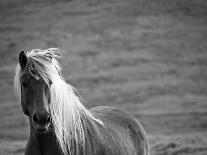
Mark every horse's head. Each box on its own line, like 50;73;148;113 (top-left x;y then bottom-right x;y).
18;50;52;133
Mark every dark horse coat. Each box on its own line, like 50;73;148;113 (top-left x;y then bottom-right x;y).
14;48;150;155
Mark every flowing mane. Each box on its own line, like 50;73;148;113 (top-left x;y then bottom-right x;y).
14;48;103;155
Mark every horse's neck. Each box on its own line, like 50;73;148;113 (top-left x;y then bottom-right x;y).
37;132;60;153
28;131;63;155
28;124;62;155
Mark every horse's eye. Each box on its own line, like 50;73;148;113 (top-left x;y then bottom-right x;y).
49;79;52;87
30;69;36;75
22;82;28;88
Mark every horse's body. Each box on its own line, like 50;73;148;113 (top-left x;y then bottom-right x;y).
26;106;148;155
14;48;149;155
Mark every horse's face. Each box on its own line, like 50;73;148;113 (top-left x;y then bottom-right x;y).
19;51;51;133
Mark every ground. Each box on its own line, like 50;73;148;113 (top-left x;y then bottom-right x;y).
0;0;207;154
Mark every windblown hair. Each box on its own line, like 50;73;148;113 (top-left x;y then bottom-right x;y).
14;48;103;155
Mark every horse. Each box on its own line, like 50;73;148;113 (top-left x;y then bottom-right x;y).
14;48;150;155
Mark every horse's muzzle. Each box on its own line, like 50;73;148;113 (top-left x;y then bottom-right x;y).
33;112;51;133
35;122;51;133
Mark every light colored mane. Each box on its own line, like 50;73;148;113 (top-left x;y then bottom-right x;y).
14;48;103;155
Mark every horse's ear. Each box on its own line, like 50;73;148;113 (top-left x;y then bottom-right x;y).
19;50;28;69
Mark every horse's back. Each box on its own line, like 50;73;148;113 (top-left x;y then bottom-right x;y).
90;106;149;155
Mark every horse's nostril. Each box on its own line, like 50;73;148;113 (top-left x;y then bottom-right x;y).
33;113;39;123
33;113;50;124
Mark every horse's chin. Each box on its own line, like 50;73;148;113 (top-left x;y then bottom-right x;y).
34;123;51;134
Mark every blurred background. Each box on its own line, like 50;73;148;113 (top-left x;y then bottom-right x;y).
0;0;207;154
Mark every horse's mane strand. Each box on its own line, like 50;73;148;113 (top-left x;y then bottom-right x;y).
14;48;103;155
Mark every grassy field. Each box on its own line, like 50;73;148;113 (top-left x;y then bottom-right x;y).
0;0;207;154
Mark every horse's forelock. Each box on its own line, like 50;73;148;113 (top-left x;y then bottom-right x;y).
21;48;62;85
14;48;62;100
